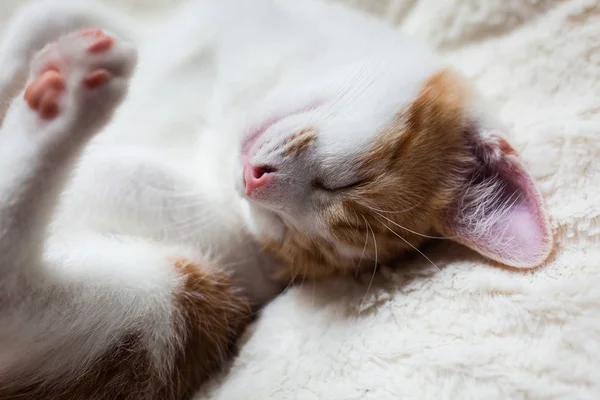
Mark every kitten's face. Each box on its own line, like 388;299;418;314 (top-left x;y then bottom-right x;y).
238;65;552;281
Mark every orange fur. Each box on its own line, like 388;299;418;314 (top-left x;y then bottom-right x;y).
284;127;317;157
260;69;489;282
0;259;251;400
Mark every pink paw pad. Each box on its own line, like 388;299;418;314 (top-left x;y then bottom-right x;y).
79;28;104;37
80;29;114;88
83;69;112;89
80;28;114;54
24;70;66;120
88;37;114;54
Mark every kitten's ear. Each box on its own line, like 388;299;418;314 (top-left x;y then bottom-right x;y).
439;129;553;268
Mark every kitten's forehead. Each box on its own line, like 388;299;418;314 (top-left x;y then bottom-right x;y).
316;61;440;162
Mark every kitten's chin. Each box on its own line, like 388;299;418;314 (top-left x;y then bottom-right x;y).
240;199;287;244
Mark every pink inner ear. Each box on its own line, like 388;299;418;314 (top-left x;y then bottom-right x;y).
506;204;544;251
446;135;553;269
473;190;551;268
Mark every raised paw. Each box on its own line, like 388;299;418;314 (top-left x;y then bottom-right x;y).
23;28;136;123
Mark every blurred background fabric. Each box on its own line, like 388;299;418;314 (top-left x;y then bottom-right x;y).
2;0;599;398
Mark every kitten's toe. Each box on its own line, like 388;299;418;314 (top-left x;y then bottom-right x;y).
25;28;137;127
23;70;65;120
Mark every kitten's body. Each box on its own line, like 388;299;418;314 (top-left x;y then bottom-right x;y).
0;0;552;398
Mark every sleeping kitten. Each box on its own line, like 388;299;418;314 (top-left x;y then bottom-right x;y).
0;0;553;398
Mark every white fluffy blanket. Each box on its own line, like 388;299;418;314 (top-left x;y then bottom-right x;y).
2;1;599;399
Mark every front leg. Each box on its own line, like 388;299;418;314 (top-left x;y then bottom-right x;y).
0;28;136;271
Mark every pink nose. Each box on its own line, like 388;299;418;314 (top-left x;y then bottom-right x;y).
244;164;275;195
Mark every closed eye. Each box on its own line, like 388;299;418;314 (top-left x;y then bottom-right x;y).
312;177;365;192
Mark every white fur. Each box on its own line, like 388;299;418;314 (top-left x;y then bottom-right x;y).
0;0;444;390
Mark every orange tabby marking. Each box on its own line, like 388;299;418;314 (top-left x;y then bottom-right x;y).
261;69;476;282
283;127;317;157
1;259;250;399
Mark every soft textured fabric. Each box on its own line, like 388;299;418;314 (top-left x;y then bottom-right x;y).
2;1;598;399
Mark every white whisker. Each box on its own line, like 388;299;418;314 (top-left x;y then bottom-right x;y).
358;202;419;215
281;259;300;293
355;215;370;276
360;218;378;305
300;264;308;288
379;220;441;272
218;259;248;269
372;209;453;240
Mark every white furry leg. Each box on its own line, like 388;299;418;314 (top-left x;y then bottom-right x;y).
1;234;183;389
0;230;251;399
0;28;136;269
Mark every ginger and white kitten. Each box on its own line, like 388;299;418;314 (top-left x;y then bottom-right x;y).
0;0;552;398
